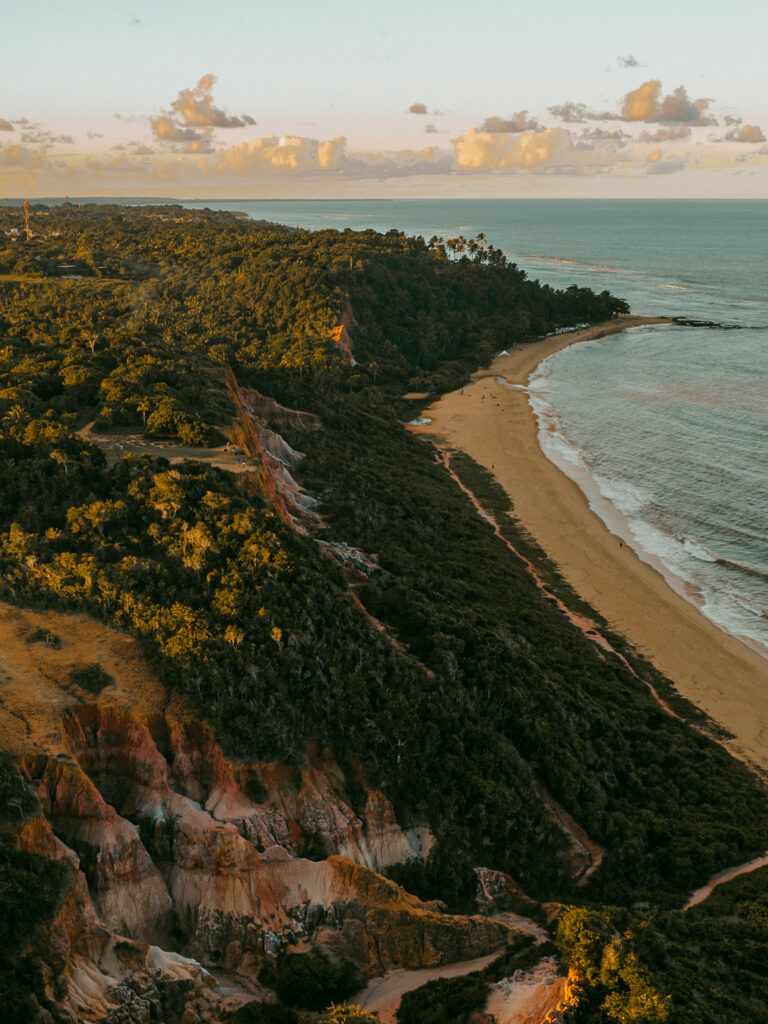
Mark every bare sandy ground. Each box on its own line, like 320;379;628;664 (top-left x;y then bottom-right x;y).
0;601;182;758
485;959;566;1024
412;316;768;770
78;422;255;474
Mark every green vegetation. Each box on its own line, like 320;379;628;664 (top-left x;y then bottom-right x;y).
69;661;113;693
0;204;766;1018
394;935;557;1024
26;625;62;648
262;952;361;1011
314;1008;380;1024
557;871;768;1024
227;1002;299;1024
396;974;491;1024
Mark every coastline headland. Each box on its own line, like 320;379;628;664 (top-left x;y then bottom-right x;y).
413;315;768;770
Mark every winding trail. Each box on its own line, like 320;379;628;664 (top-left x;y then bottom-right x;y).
684;853;768;909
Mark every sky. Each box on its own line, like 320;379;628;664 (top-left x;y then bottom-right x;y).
1;0;767;198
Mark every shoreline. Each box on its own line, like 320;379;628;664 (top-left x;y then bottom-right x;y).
412;315;768;769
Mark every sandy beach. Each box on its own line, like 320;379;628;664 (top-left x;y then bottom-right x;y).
413;316;768;770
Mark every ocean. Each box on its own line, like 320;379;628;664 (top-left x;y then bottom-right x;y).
182;198;768;655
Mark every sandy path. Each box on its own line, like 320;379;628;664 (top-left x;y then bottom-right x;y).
685;852;768;909
352;952;498;1024
412;316;768;770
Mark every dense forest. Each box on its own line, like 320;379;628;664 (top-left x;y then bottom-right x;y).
0;203;766;1023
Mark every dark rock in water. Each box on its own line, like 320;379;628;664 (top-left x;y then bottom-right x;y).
671;317;742;329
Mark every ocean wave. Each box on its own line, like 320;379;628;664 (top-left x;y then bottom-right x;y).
714;554;768;586
682;537;719;562
592;474;652;518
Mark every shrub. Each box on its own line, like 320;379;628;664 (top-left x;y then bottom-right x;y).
272;953;361;1011
227;1002;299;1024
69;662;113;695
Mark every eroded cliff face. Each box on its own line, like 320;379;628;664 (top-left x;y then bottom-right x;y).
17;702;513;1022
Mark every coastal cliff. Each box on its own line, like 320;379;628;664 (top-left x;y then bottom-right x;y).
10;694;515;1022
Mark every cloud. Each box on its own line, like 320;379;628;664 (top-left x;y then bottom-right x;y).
725;124;766;143
580;126;629;141
453;125;626;174
478;111;540;133
215;134;455;178
639;125;691;142
218;134;347;173
151;115;213;153
409;103;428;115
622;80;716;125
548;102;590;123
169;74;245;128
150;74;253;152
548;101;622;123
0;118;13;132
14;120;74;146
617;55;641;68
0;143;48;169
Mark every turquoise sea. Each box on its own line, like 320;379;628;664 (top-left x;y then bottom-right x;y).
186;199;768;654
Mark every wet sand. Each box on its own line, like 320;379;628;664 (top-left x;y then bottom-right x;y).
412;316;768;769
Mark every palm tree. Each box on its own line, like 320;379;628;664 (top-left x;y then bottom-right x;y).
137;399;150;428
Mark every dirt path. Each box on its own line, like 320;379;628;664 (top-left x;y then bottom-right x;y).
352;952;499;1023
685;852;768;909
78;421;254;474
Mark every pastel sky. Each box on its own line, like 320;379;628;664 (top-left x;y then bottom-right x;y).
1;0;767;198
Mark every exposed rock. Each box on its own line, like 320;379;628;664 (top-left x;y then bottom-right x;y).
16;700;513;1021
474;867;541;920
24;754;173;944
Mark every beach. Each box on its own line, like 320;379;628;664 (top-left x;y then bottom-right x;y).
412;316;768;770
